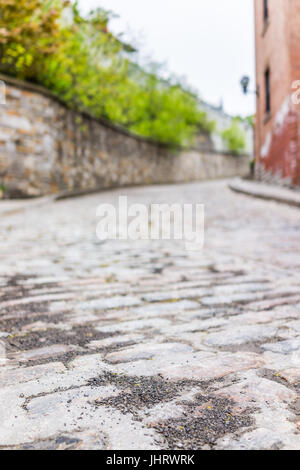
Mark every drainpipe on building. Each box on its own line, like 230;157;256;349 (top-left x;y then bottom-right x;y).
255;85;261;181
240;76;259;179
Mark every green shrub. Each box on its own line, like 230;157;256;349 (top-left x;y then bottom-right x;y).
0;0;67;79
0;182;6;197
222;119;247;155
0;1;213;148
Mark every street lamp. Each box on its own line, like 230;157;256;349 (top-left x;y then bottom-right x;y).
240;76;250;94
240;76;259;96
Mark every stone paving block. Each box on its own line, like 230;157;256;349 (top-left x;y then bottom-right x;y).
77;296;142;310
141;288;210;303
262;350;300;371
0;362;66;387
248;296;300;312
0;366;109;407
262;338;300;354
200;292;265;306
12;429;108;450
0;331;10;338
26;386;120;418
163;318;227;338
14;344;80;363
0;292;76;311
105;342;193;364
0;340;8;366
177;307;225;318
86;334;145;350
107;351;216;378
277;368;300;385
97;318;171;334
66;312;100;325
48;301;70;313
131;300;200;317
21;321;72;333
0;386;160;449
158;352;264;381
216;428;284;450
212;282;272;296
141;400;186;425
213;371;298;449
215;370;296;406
231;308;299;326
282;320;300;332
22;276;71;286
7;387;160;450
204;325;278;347
176;331;219;350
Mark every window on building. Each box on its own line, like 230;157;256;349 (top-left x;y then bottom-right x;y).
264;0;269;23
265;67;271;115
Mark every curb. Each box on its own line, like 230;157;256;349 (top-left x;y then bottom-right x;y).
0;186;130;216
0;195;56;217
229;178;300;208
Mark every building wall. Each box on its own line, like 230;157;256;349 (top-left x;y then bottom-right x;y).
0;76;249;198
290;0;300;183
254;0;300;186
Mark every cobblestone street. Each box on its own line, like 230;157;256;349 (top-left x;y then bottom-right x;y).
0;180;300;450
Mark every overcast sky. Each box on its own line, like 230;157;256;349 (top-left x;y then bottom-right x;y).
78;0;255;117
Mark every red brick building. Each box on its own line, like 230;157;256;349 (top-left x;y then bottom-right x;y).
254;0;300;186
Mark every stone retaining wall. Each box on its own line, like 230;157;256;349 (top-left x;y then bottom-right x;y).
0;75;250;198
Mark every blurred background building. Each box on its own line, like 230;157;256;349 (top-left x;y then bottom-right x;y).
254;0;300;186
